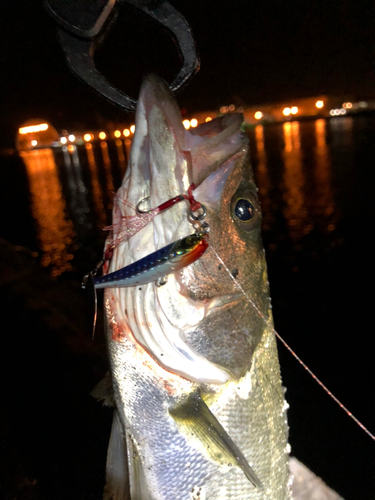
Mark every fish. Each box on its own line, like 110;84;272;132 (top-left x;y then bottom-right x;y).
97;75;342;500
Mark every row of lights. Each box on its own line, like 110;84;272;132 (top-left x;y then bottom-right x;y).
220;105;244;113
329;108;347;116
59;125;137;144
329;101;368;116
254;106;299;120
254;101;325;121
182;117;212;130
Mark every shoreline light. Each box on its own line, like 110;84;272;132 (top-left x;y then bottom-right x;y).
190;118;198;128
254;111;263;120
315;100;324;109
329;108;347;116
291;106;298;115
114;130;121;138
19;123;49;135
123;129;130;137
60;137;67;144
130;125;135;134
283;107;291;117
182;119;190;130
31;140;38;147
84;133;92;142
99;131;106;140
205;117;212;122
68;134;75;142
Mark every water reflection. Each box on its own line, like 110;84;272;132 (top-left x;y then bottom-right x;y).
115;139;127;177
61;145;93;244
20;149;75;276
282;121;309;239
100;141;115;211
85;143;106;227
314;119;335;232
254;125;273;230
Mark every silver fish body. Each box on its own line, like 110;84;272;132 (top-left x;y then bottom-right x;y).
102;76;291;500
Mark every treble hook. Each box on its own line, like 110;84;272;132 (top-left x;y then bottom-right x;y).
136;197;152;214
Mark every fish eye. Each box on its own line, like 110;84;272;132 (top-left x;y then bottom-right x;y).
231;192;261;232
234;198;255;222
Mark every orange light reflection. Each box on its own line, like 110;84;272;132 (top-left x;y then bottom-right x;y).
314;119;335;231
254;125;273;230
20;149;75;276
282;121;309;239
85;143;106;227
100;141;115;211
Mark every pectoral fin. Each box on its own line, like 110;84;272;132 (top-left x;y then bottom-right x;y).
169;392;262;489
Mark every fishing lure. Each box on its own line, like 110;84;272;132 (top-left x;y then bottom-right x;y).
94;231;209;289
81;189;208;336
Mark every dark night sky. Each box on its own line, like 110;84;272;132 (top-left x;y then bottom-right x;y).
1;0;375;144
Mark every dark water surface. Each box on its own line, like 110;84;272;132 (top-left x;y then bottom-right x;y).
0;116;374;499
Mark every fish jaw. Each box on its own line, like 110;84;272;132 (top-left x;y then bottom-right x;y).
104;75;291;499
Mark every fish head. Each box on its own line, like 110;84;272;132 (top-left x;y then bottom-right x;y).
108;75;271;386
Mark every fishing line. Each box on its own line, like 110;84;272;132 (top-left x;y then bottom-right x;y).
99;185;374;441
209;245;375;442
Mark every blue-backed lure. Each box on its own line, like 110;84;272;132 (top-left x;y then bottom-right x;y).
94;231;209;289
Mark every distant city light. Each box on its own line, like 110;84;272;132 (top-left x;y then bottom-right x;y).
130;125;135;134
343;102;352;109
283;107;291;117
330;108;347;116
99;131;106;140
237;106;244;112
123;129;130;137
19;123;49;134
190;118;198;128
291;106;298;115
84;134;92;142
60;137;67;144
68;134;75;142
114;130;121;138
182;119;191;130
358;101;368;108
228;104;235;112
31;140;37;146
315;100;324;109
205;117;212;122
220;106;228;113
254;111;263;120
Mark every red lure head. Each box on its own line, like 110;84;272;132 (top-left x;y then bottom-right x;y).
168;232;209;271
